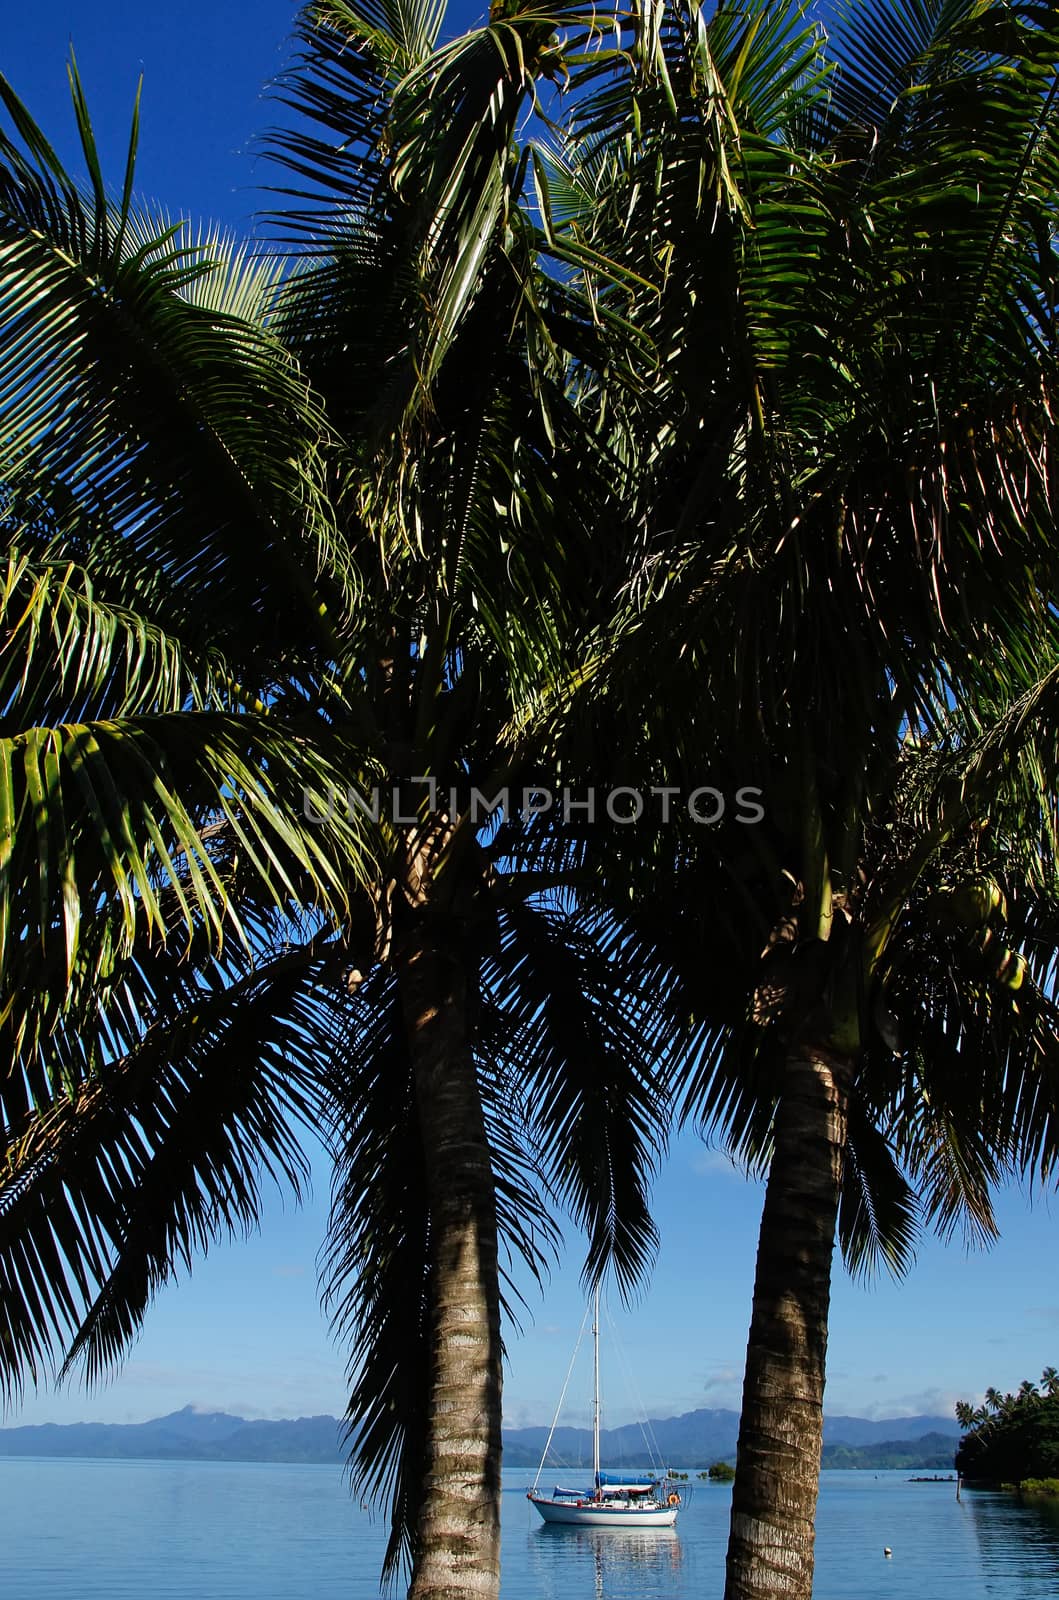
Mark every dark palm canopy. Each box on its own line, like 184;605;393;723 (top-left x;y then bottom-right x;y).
955;1369;1059;1483
528;2;1059;1596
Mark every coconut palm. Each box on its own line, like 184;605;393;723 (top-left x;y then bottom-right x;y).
0;10;689;1598
254;5;680;1590
0;48;377;1393
531;1;1059;1595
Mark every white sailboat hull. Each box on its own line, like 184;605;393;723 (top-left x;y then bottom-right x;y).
529;1497;678;1528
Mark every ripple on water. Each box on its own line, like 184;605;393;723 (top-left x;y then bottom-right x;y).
3;1462;1059;1599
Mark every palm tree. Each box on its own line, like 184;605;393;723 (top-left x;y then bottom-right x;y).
252;5;681;1589
530;2;1059;1595
0;52;378;1384
0;12;687;1596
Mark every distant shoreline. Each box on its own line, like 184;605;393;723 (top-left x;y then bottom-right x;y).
0;1405;958;1473
0;1453;947;1474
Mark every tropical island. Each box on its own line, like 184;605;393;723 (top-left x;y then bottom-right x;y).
956;1370;1059;1498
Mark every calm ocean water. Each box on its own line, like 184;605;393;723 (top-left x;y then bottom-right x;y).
2;1459;1058;1598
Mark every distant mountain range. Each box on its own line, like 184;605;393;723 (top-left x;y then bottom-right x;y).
0;1404;961;1469
502;1408;960;1468
0;1408;342;1465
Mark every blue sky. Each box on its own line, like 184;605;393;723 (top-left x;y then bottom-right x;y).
0;0;489;235
5;1120;1059;1431
2;1;1058;1435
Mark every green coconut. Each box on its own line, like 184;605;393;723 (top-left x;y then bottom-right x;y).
945;876;1007;929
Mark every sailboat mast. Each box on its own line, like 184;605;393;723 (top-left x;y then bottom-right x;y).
592;1281;601;1490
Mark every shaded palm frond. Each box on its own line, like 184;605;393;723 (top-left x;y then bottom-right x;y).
322;968;561;1579
0;939;344;1401
323;979;431;1583
838;1103;920;1281
488;899;671;1301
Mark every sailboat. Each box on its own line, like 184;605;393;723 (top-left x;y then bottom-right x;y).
527;1285;682;1528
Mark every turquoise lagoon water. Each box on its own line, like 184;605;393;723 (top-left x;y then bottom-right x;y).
2;1459;1058;1598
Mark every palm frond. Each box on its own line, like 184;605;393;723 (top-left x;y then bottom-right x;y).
0;711;379;1054
0;940;342;1401
323;980;430;1582
0;64;352;659
838;1104;920;1280
488;899;670;1300
825;0;980;136
0;549;225;725
322;969;560;1579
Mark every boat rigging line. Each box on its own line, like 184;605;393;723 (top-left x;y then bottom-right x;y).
530;1300;592;1496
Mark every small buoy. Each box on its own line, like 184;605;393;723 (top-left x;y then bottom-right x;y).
884;1547;892;1558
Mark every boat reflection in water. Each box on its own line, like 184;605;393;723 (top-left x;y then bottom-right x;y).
531;1525;684;1600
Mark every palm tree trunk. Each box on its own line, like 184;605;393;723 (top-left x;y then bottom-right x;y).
723;1042;853;1600
399;929;503;1600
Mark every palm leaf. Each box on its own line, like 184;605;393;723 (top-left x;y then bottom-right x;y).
0;711;379;1054
322;970;560;1579
487;898;670;1300
0;65;352;660
838;1103;920;1280
0;939;343;1400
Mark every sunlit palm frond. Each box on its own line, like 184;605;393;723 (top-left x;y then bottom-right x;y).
0;66;349;660
0;549;225;726
0;710;378;1054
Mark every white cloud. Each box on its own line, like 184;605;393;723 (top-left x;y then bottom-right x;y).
690;1148;750;1180
853;1385;963;1421
702;1366;743;1396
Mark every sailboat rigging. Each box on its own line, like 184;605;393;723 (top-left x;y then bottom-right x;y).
527;1284;682;1528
